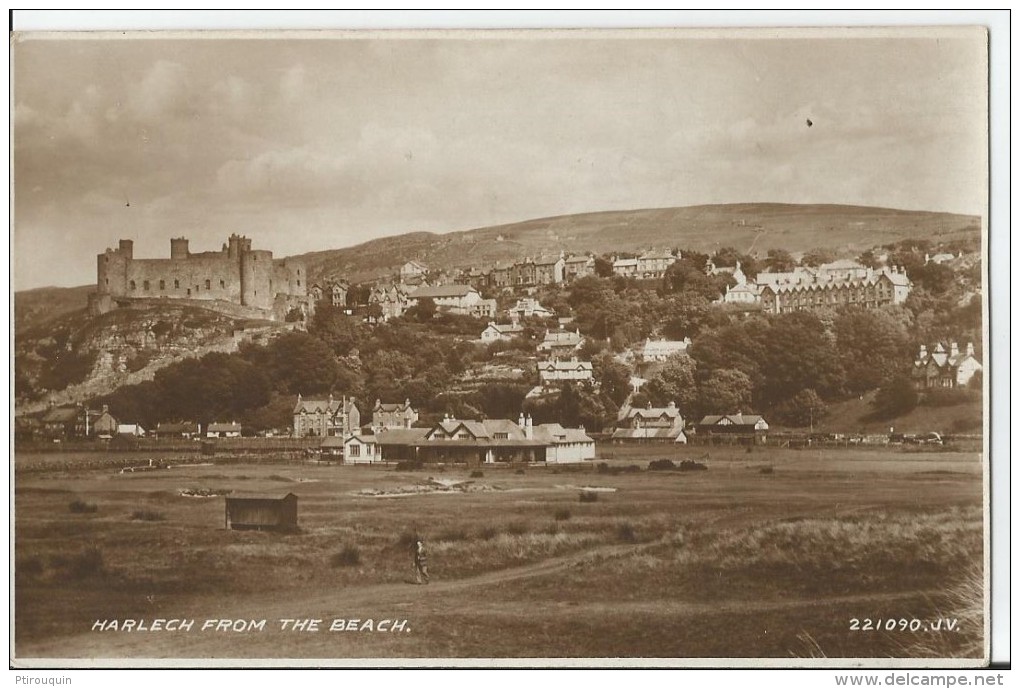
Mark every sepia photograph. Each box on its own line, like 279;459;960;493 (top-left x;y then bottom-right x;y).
10;18;997;670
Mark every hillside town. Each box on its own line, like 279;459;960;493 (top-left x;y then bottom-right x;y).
15;233;983;464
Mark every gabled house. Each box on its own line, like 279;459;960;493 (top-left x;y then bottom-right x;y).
537;328;584;359
292;394;361;438
638;338;692;363
419;414;546;465
206;422;242;438
563;255;595;281
117;423;146;437
470;298;498;320
611;257;639;278
400;260;428;283
369;284;411;321
531;422;595;462
371;399;418;429
480;322;524;343
636;250;676;279
511;298;554;319
911;342;982;390
612;401;687;443
694;414;769;444
538;359;594;384
38;405;85;439
90;407;119;438
407;284;482;314
534;255;565;284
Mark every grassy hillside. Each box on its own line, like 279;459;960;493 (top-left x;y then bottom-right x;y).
299;203;981;285
811;390;983;436
14;285;94;338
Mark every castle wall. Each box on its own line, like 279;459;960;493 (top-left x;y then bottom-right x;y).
95;235;311;320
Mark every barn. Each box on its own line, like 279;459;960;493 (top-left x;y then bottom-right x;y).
224;493;298;532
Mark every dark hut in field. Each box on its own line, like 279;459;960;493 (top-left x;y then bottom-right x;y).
224;493;298;532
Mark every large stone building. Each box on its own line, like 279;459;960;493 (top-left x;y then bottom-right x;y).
293;394;361;438
89;235;311;321
758;264;911;314
911;342;982;390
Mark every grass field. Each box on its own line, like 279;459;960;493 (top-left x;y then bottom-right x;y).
13;445;984;664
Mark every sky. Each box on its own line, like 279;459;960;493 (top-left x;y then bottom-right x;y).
12;29;988;290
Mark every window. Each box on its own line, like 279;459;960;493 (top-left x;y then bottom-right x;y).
458;432;472;440
105;278;109;286
159;280;165;290
143;280;150;291
494;432;509;440
220;280;225;289
297;280;301;287
205;279;211;290
349;444;360;457
187;288;191;296
174;279;180;289
129;280;136;290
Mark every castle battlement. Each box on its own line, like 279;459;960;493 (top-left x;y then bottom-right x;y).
91;235;311;321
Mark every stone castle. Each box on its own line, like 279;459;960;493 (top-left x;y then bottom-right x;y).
88;234;312;321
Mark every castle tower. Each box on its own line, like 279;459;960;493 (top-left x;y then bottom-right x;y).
118;239;134;260
170;237;190;260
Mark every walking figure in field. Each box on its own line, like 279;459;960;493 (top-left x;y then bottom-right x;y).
413;537;430;585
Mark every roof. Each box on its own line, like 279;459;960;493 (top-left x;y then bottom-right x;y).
410;285;476;299
613;258;639;267
819;259;866;270
373;428;430;445
639;250;674;261
40;407;79;423
156;422;200;433
402;260;427;271
484;323;523;335
698;414;767;427
534;256;563;266
226;492;296;502
564;255;592;264
293;396;352;415
321;436;346;447
207;422;242;432
640;339;690;356
533;423;593;444
624;404;681;420
539;360;593;372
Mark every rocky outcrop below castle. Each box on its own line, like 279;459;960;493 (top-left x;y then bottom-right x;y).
15;302;295;413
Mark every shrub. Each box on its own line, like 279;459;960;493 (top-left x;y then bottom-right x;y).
505;521;528;536
69;499;98;514
679;460;708;472
925;388;977;407
266;474;293;482
596;462;610;474
579;491;599;503
648;459;676;471
55;546;105;580
759;465;775;475
131;510;166;522
616;522;638;543
469;470;484;478
514;468;526;475
478;526;498;540
554;508;572;521
331;545;361;567
438;528;469;542
395;461;423;472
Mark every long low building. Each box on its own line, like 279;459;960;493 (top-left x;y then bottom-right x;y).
332;414;594;465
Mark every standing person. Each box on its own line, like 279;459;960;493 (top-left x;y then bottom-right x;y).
413;537;430;585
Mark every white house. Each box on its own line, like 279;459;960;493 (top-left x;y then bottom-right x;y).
639;338;692;362
538;359;594;384
407;284;482;314
531;422;595;463
117;423;146;437
206;422;242;438
480;322;525;343
343;433;382;464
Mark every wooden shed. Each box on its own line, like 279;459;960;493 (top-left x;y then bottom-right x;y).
224;493;298;532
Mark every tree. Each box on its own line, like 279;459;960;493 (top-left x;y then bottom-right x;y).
592;352;631;407
711;246;742;267
834;308;911;394
405;297;437;322
661;258;723;300
871;376;918;420
309;302;367;356
593;256;614;278
858;249;882;269
772;388;827;428
764;248;796;272
265;331;338;395
642;353;699;412
698;368;753;416
800;247;836;267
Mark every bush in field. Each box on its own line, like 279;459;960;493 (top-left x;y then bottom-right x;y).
478;526;499;541
131;510;166;522
514;468;526;475
396;531;422;551
438;528;469;542
54;546;105;580
554;508;572;521
616;522;638;543
395;461;423;472
648;459;676;471
505;521;529;536
469;470;484;478
579;491;599;503
69;499;97;514
331;545;362;567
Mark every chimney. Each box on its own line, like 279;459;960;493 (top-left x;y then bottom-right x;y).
524;414;533;440
966;342;975;357
519;412;526;428
918;344;927;360
102;404;108;414
950;342;959;358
